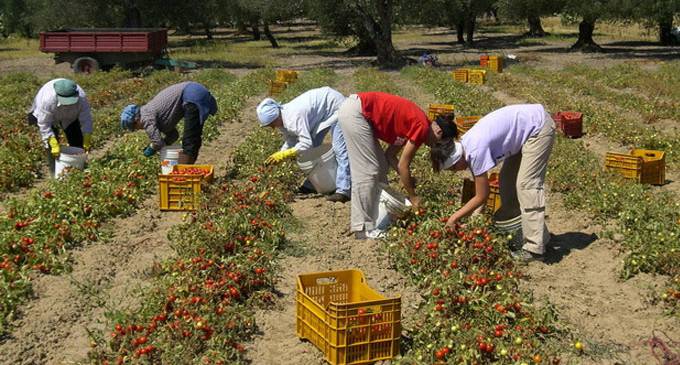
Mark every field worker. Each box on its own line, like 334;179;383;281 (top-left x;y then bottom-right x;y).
432;104;556;262
256;86;351;203
120;81;217;164
28;78;93;176
338;92;457;239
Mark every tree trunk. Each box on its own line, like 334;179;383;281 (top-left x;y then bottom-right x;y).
526;14;546;37
353;0;404;68
263;22;279;48
464;16;475;46
123;1;142;28
236;21;248;34
251;22;261;41
658;16;676;45
205;25;213;40
456;22;465;44
346;31;377;56
571;19;602;52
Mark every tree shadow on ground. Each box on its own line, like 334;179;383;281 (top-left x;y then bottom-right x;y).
188;60;265;69
544;232;599;264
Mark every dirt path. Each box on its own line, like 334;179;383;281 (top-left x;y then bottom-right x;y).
490;88;680;364
0;92;265;365
246;69;421;365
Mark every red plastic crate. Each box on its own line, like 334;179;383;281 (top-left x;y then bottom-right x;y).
552;112;583;138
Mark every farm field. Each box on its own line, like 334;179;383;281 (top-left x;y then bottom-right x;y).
0;19;679;365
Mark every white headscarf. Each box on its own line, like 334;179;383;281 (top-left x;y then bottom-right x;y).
256;98;282;126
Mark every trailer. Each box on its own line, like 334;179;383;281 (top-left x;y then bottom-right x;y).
39;28;194;73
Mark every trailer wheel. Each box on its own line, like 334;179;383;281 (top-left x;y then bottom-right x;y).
72;57;99;74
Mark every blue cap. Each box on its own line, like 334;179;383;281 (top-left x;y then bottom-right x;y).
120;104;139;130
256;98;281;126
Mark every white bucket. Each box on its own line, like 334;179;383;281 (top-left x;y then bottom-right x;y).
54;146;87;178
376;184;412;230
297;144;337;194
160;145;182;174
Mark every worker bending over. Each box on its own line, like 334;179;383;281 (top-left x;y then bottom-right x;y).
28;78;93;176
432;104;555;262
256;86;351;203
120;81;217;164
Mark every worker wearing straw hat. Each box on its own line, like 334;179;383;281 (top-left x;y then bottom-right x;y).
338;91;457;239
256;86;351;203
431;104;556;262
28;78;93;177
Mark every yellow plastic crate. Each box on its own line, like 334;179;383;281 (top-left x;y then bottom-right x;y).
269;80;288;96
605;149;666;185
275;69;299;83
172;164;215;183
461;172;501;213
468;69;487;85
427;103;455;121
488;56;503;73
159;174;202;211
296;269;401;365
631;149;665;185
452;68;469;83
455;115;481;135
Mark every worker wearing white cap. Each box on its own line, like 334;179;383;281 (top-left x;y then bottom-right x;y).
432;104;556;262
256;86;351;202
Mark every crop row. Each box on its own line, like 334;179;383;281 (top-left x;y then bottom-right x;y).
488;66;679;164
87;69;337;364
401;66;679;315
0;70;271;335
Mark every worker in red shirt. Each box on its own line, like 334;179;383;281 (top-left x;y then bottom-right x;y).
338;92;457;239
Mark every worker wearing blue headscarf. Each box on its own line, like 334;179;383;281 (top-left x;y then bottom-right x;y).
256;86;351;203
120;82;217;164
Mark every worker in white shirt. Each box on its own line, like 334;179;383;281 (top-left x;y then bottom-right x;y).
28;78;93;176
256;86;350;203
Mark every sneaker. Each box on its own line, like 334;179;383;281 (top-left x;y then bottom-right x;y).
296;185;316;195
511;249;544;263
354;228;385;240
326;193;350;203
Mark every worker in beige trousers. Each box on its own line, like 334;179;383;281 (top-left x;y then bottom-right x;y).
432;104;555;261
338;92;457;239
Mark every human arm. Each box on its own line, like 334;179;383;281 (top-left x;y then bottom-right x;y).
396;141;420;206
140;110;165;151
78;92;94;150
446;173;489;228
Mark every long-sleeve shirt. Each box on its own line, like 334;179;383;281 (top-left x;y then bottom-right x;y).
30;79;93;142
280;87;346;151
140;81;217;150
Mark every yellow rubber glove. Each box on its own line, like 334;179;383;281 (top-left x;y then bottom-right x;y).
266;148;297;165
48;136;60;158
82;133;92;151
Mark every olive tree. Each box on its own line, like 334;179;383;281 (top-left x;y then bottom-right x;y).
497;0;565;37
563;0;616;51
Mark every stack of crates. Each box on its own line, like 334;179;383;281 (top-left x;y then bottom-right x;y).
480;55;489;68
468;69;487;85
461;172;501;214
268;80;287;96
605;149;665;185
452;68;469;83
488;56;503;73
296;269;401;365
276;69;299;83
427;103;455;121
159;164;215;211
455;115;481;135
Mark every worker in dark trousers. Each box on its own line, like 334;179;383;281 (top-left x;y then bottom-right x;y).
120;81;217;164
28;78;93;176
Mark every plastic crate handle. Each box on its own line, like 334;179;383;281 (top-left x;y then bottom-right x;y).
316;276;338;285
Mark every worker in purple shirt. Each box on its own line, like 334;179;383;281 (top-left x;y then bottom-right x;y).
120;81;217;164
431;104;556;262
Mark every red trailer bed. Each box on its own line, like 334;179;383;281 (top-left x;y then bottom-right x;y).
39;28;168;73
